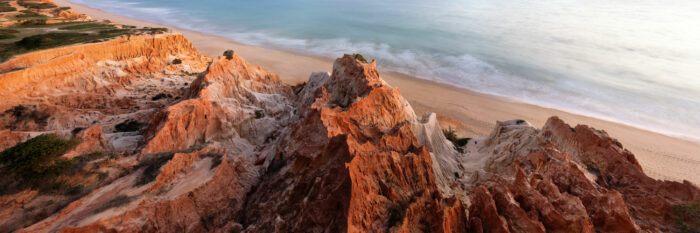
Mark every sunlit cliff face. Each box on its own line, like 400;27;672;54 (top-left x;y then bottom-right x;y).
71;0;700;141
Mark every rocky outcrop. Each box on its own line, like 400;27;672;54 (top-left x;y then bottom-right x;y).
63;125;112;159
458;117;700;233
141;53;293;155
0;33;208;106
243;55;466;233
1;24;697;232
0;32;210;156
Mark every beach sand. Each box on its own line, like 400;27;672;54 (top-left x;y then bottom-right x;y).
53;0;700;184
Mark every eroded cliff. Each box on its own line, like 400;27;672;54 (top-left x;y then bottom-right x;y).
0;29;698;233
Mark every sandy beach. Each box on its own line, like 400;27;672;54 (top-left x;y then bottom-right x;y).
53;0;699;184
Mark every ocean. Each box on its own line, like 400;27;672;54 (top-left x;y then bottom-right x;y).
69;0;700;142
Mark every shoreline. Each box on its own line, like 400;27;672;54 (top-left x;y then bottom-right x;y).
52;0;700;184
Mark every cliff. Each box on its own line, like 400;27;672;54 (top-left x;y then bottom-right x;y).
0;30;698;233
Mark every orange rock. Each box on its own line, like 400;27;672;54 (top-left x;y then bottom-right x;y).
465;116;699;233
244;55;466;233
3;34;697;233
0;34;209;111
141;53;292;155
0;129;30;151
63;125;111;159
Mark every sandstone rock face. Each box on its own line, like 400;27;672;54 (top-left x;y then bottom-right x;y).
243;55;466;233
0;33;212;232
0;33;210;149
1;30;698;233
63;125;112;159
454;117;700;233
141;53;293;155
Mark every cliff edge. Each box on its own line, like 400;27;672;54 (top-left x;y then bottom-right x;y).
0;25;697;233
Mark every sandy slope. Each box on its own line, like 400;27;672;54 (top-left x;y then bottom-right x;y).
50;0;700;184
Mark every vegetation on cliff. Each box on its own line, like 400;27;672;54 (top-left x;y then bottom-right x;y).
0;133;79;194
673;200;700;233
134;152;175;187
0;0;168;61
442;126;470;153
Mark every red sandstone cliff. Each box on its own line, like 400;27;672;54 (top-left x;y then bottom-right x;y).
0;31;697;233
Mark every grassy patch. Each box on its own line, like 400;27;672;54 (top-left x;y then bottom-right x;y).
583;156;607;175
14;10;46;19
133;152;174;187
354;53;368;63
0;133;80;194
65;151;108;176
151;93;172;101
0;29;19;39
2;105;50;129
1;26;169;61
0;29;19;34
94;194;134;213
15;32;91;49
673;200;700;233
17;0;56;9
0;6;15;12
0;1;16;12
13;21;82;29
442;127;470;153
59;23;115;30
20;19;47;26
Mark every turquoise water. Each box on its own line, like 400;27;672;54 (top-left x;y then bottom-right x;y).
71;0;700;141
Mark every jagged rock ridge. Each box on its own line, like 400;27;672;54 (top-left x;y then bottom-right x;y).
0;33;697;233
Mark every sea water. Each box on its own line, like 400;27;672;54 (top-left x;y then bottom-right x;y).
69;0;700;142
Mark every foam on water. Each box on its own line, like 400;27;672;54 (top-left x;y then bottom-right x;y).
69;0;700;142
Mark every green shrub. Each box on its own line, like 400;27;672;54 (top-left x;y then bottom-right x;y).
17;0;55;9
65;151;107;175
59;23;114;30
0;33;15;39
455;137;470;147
442;127;470;153
15;32;88;49
354;53;367;63
4;105;50;128
254;110;264;119
0;24;170;61
134;152;174;186
15;10;46;19
387;202;406;227
673;200;700;233
141;27;168;34
151;93;169;101
0;134;79;192
0;1;15;12
0;6;15;12
115;119;145;132
0;29;20;34
21;19;46;26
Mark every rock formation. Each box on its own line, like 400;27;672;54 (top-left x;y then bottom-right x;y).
0;28;698;233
